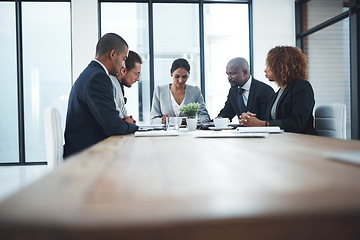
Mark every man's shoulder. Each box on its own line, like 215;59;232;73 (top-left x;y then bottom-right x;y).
251;78;274;91
252;78;269;86
78;61;104;79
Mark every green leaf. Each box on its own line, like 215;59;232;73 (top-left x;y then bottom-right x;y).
179;102;200;118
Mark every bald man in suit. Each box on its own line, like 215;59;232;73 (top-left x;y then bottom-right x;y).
217;57;274;122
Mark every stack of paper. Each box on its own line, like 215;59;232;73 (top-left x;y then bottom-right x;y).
194;130;268;138
236;126;283;133
137;124;165;131
135;130;179;137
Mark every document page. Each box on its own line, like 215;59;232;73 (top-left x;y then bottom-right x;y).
236;126;283;133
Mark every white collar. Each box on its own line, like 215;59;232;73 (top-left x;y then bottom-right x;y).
240;76;252;91
93;59;109;76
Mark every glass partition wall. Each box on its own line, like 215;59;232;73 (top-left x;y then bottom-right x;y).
100;0;250;123
0;1;71;165
1;0;250;165
0;2;19;163
101;2;150;122
296;0;353;139
22;2;71;163
204;4;249;119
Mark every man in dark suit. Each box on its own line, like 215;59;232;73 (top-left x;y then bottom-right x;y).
217;57;274;121
63;33;138;159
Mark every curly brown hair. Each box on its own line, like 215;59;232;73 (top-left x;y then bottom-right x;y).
266;46;308;87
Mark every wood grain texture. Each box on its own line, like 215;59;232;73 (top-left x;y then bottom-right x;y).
1;133;360;240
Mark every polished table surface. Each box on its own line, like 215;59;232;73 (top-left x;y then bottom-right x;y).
1;131;360;240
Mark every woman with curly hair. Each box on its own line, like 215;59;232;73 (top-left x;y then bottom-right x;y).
239;46;317;135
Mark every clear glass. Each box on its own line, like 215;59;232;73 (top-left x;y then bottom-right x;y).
0;3;19;163
204;4;249;120
153;3;200;91
101;3;150;123
22;2;71;162
303;0;348;31
304;18;351;138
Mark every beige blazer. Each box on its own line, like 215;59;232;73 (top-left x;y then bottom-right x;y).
150;84;210;124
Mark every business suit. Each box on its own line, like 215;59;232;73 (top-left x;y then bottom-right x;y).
267;79;317;135
64;60;138;158
110;75;127;118
218;78;275;120
151;84;210;124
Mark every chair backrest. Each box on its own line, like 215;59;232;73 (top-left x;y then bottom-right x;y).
43;107;63;169
314;103;346;139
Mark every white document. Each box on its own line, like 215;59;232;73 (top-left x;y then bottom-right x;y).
194;130;268;138
135;130;179;137
236;126;283;133
137;124;165;131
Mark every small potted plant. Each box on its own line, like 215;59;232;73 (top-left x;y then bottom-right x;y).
179;102;200;131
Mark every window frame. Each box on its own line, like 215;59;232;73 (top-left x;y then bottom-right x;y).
0;0;71;166
98;0;252;122
295;0;360;140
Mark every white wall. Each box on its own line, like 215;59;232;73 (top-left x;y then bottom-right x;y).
71;0;98;83
252;0;296;89
70;0;296;87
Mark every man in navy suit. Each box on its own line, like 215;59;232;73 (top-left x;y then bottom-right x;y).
217;57;274;122
63;33;138;158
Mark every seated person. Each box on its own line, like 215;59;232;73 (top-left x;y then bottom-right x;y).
150;58;210;124
217;57;274;122
239;46;318;135
110;50;142;124
63;33;138;158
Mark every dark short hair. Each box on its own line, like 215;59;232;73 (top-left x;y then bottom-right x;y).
170;58;190;74
96;33;128;57
125;51;142;70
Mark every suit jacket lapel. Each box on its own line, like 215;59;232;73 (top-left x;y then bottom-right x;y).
230;87;240;115
271;84;291;119
247;80;256;111
277;84;291;106
167;84;176;116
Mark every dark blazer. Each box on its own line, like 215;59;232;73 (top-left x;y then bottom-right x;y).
218;78;275;120
64;61;138;158
267;79;317;135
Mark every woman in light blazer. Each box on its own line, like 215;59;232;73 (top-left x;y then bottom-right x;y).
150;58;210;124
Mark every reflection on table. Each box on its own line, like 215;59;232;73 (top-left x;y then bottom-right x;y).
1;132;360;240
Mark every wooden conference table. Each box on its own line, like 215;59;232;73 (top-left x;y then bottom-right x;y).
1;131;360;240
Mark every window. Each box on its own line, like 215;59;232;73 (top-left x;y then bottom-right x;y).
304;19;351;138
22;2;71;162
101;2;150;122
0;2;18;163
302;0;348;31
100;1;251;123
153;3;200;89
297;0;351;139
204;3;249;119
0;1;71;164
